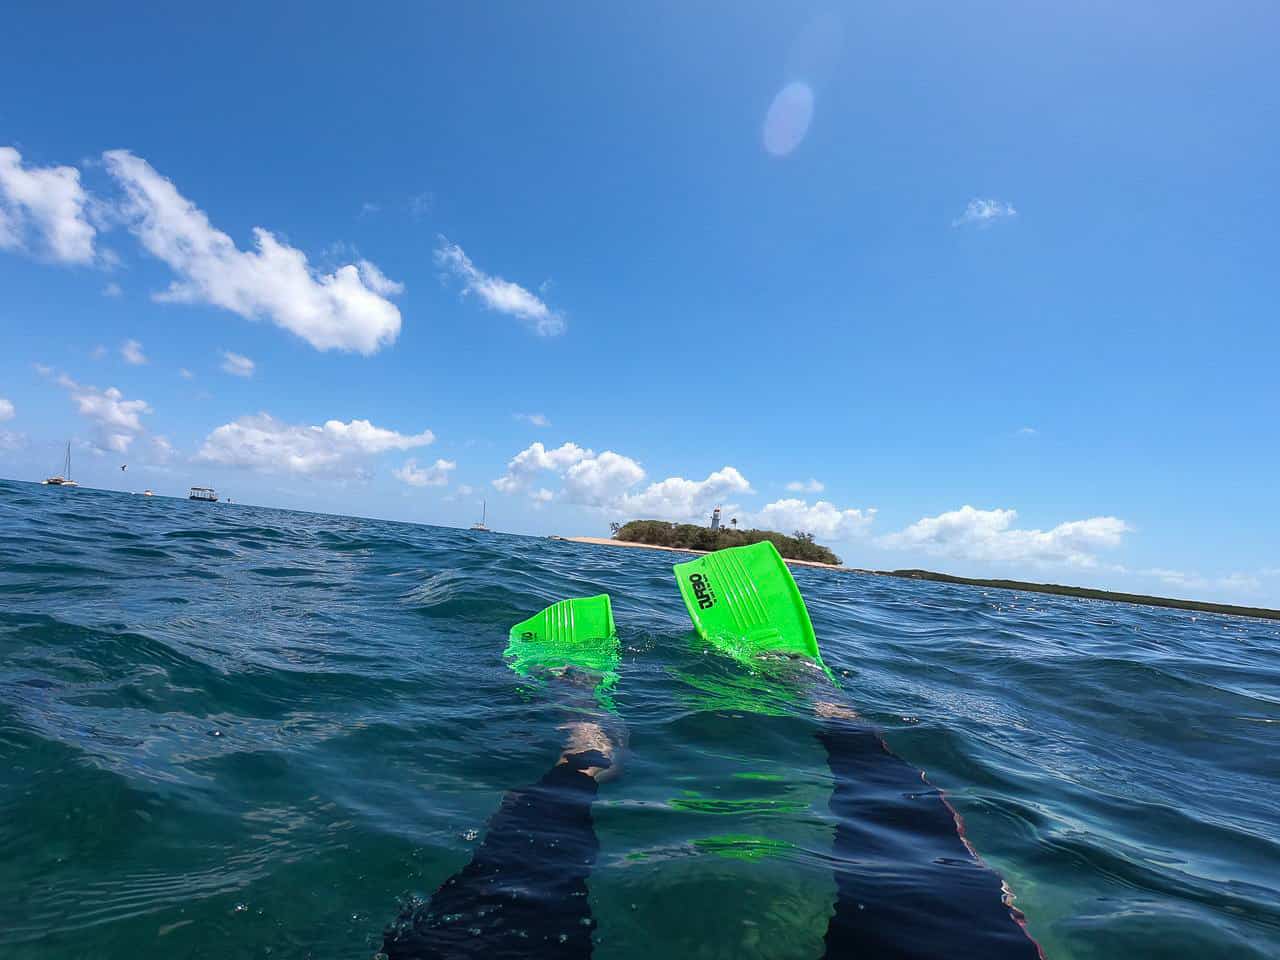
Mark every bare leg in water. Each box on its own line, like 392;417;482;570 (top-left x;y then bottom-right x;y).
382;702;620;960
813;700;1043;960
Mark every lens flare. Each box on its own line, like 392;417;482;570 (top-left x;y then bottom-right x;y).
762;81;815;157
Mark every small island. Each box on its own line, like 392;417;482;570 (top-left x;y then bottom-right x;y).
612;518;842;565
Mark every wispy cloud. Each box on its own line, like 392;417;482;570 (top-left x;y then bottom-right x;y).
104;150;404;354
1141;567;1270;595
220;350;255;378
0;146;98;264
0;397;14;422
515;412;551;428
120;338;147;365
435;237;566;336
102;281;122;297
408;192;433;219
785;478;824;494
953;198;1018;228
1016;426;1038;437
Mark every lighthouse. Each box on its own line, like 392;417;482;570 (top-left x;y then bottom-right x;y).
710;506;721;531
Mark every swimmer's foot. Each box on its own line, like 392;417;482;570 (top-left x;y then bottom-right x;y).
815;700;860;722
557;719;620;781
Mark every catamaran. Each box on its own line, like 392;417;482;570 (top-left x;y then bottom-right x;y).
42;442;79;487
471;499;491;532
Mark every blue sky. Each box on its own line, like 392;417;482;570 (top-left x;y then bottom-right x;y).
1;2;1277;604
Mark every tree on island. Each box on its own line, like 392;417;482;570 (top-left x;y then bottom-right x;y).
612;519;841;565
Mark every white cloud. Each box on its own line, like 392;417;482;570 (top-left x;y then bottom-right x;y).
457;483;475;497
435;237;565;336
196;414;434;475
120;338;147;365
785;478;824;494
102;282;122;297
394;457;455;487
0;146;97;263
532;487;554;503
880;505;1129;567
565;451;648;507
515;412;551;428
493;441;593;493
750;498;875;541
179;367;194;379
103;150;403;354
492;439;751;521
220;350;255;377
617;466;751;521
0;396;14;421
953;198;1018;228
1016;426;1038;437
55;374;151;453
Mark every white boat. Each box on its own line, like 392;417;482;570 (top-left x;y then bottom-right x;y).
143;489;154;497
42;442;79;487
189;486;218;502
470;499;491;532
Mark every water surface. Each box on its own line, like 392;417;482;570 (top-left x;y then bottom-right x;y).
1;479;1277;958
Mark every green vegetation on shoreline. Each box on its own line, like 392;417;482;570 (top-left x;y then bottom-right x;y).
884;569;1280;622
613;520;841;565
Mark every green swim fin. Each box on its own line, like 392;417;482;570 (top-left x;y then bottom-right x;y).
505;595;621;708
673;541;832;679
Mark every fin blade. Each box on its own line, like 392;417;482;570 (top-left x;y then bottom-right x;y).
674;542;823;668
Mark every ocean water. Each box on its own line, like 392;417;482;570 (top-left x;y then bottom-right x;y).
1;478;1277;960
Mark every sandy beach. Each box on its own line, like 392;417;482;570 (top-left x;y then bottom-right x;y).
553;536;853;571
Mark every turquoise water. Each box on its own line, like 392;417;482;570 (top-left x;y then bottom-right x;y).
1;478;1277;959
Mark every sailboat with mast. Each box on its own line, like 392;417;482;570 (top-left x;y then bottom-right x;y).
42;442;79;487
470;499;491;532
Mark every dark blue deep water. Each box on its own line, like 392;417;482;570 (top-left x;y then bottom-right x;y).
2;479;1277;959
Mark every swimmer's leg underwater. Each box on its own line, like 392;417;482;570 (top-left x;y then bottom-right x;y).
382;596;621;960
672;543;1043;959
815;707;1041;959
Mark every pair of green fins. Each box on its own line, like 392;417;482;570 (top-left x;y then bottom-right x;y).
506;541;834;701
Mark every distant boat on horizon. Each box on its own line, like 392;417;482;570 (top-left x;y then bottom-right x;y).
189;486;218;502
143;489;154;497
471;499;491;532
42;442;79;487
